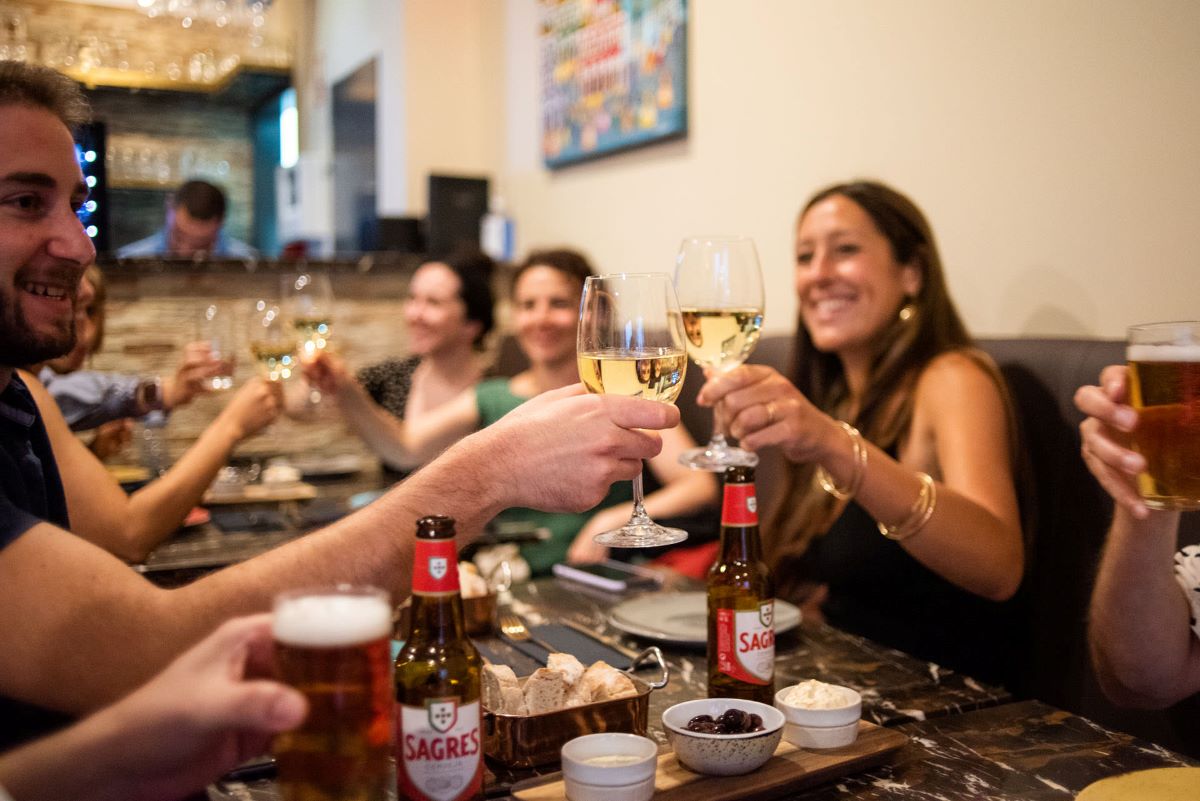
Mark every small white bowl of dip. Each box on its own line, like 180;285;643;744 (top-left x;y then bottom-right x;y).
775;679;862;748
560;733;658;801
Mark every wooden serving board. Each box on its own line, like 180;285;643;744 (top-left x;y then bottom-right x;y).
511;720;906;801
202;482;317;505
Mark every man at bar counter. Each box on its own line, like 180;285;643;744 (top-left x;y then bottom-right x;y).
0;61;679;748
115;178;256;259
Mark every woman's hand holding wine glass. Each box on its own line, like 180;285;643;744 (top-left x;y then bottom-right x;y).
674;236;765;470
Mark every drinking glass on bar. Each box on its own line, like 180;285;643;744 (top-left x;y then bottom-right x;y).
674;236;765;471
1127;321;1200;510
272;585;394;801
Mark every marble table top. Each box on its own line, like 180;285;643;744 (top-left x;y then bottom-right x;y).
788;699;1197;800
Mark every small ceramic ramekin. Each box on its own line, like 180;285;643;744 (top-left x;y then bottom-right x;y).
560;733;658;801
774;682;862;748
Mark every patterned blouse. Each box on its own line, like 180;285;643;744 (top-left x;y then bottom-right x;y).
357;356;421;419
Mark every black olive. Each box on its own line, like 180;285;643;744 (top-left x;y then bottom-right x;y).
749;713;763;730
686;720;721;734
717;708;750;732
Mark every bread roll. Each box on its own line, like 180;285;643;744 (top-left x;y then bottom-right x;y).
592;664;637;701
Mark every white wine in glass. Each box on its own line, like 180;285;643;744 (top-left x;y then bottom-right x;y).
248;300;296;383
284;272;335;404
577;273;689;548
675;236;765;471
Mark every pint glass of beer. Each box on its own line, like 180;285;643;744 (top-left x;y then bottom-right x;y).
273;585;394;801
1127;322;1200;510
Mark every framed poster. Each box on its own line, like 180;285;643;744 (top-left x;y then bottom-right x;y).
540;0;688;169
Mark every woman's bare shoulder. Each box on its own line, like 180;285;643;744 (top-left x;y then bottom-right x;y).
914;348;1007;414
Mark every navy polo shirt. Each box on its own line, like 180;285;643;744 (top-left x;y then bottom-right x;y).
0;373;70;546
0;373;74;750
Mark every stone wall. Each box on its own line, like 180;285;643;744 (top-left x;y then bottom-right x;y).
90;262;419;464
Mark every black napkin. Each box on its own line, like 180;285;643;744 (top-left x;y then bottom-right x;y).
479;623;632;671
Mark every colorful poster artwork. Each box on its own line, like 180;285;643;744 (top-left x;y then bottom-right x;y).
540;0;687;169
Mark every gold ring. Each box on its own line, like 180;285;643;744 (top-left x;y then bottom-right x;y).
765;400;778;426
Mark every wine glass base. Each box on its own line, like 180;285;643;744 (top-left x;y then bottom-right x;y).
594;524;688;549
679;444;759;472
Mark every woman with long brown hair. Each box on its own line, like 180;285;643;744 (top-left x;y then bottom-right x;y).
698;180;1024;683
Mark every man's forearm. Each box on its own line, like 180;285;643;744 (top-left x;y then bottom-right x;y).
1089;507;1193;706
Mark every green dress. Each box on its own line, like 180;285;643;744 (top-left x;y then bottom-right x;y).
475;378;632;576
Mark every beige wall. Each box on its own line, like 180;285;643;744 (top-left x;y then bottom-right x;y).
300;1;1199;338
496;0;1200;338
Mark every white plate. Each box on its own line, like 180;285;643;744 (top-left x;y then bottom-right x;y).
608;591;800;645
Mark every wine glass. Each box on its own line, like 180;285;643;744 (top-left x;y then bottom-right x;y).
283;271;334;404
577;273;689;548
247;299;296;383
198;301;235;391
674;236;765;470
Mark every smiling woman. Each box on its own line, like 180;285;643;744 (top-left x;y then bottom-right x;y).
697;180;1025;687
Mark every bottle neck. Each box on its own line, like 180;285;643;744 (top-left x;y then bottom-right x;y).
409;592;467;643
719;479;761;562
719;524;762;563
409;534;466;641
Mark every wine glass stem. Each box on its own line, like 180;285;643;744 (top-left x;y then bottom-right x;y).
710;403;730;450
628;468;653;525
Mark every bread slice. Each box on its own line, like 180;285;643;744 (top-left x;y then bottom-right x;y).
523;667;569;715
482;664;522;713
547;652;586;688
500;685;527;716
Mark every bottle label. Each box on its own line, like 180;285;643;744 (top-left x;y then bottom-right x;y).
721;482;758;526
398;698;482;801
412;539;460;596
715;602;775;684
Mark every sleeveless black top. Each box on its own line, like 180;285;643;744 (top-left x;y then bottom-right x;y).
783;483;1017;687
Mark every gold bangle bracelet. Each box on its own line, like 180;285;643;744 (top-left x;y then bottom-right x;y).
814;421;867;500
877;471;937;541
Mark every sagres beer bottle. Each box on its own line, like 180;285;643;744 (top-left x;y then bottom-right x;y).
395;516;484;801
707;465;775;702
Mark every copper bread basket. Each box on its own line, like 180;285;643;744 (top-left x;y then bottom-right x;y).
483;647;669;768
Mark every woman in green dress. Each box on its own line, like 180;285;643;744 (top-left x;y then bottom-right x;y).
316;248;716;575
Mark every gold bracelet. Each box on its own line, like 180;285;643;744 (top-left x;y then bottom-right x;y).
814;421;867;500
877;472;937;541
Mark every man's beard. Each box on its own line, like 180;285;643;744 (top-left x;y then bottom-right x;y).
0;285;78;367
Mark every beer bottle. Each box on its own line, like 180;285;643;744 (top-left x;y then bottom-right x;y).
395;515;484;801
707;465;775;703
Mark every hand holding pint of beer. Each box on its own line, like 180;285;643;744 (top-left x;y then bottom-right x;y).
1127;321;1200;510
272;585;394;801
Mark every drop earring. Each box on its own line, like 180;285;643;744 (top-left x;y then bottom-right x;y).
898;298;916;322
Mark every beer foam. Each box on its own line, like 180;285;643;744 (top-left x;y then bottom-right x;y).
273;593;393;647
1127;344;1200;362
